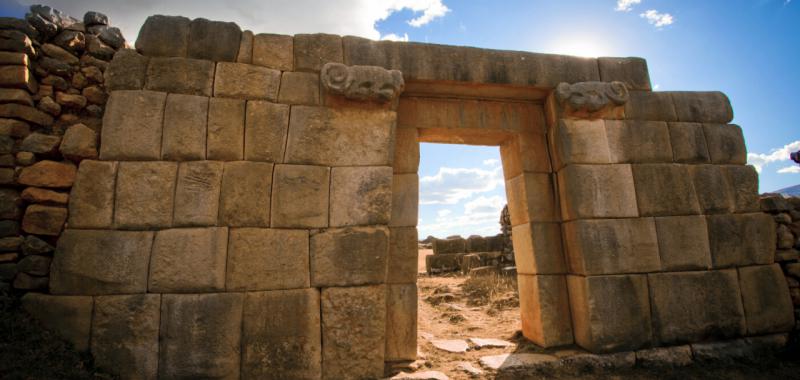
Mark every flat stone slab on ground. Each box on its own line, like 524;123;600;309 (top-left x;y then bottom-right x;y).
431;339;469;353
456;362;483;375
469;337;514;349
388;371;449;380
479;353;559;370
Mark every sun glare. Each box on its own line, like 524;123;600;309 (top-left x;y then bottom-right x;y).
547;38;610;58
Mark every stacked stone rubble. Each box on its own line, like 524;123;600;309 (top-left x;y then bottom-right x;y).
500;204;515;264
426;234;506;274
760;194;800;329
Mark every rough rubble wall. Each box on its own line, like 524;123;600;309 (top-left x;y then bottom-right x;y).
760;194;800;330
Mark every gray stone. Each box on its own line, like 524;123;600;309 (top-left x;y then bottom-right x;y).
92;294;160;380
161;93;208;160
98;27;125;49
311;227;388;287
563;218;660;275
295;33;344;72
243;100;289;161
114;162;177;229
149;228;228;292
706;213;775;268
226;228;310;291
0;188;21;219
737;264;794;335
479;353;559;371
635;346;693;367
145;57;214;96
321;62;404;102
105;49;149;91
218;161;273;227
690;339;751;363
83;11;108;26
68;160;116;229
100;90;166;160
555;81;628;118
598;57;651;90
604;120;672;163
187;18;241;61
21;235;53;255
135;15;191;57
17;255;51;276
173;161;223;226
654;216;711;271
22;294;93;351
631;164;701;216
270;164;330;228
20;132;61;154
330;166;392;227
668;122;710;163
703;124;746;164
59;123;97;161
690;165;734;214
431;339;469;353
85;34;115;60
670;91;733;123
0;220;19;238
624;91;677;122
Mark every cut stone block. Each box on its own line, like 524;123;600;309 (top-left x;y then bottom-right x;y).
270;164;330;228
159;293;243;380
106;49;149;91
426;253;462;274
598;57;651;90
244;100;289;162
278;71;320;105
505;172;558;225
386;284;418;361
294;33;343;72
161;93;208;160
604;120;672;163
706;213;775;268
433;238;466;254
393;127;419;174
737;264;794;335
214;62;280;100
702;124;746;165
567;274;652;353
236;30;253;63
218;161;273;227
17;160;76;189
500;132;551;178
512;223;566;275
321;285;385;380
51;229;154;295
21;293;92;351
330;166;392;227
149;228;228;292
723;165;760;212
624;91;677;122
518;274;574;347
92;294;160;379
187;18;241;62
552;119;611;168
690;164;734;214
310;227;388;287
563;218;660;275
242;289;321;379
387;227;419;284
21;204;65;235
668;122;710;163
207;97;245;160
226;228;310;291
135;15;191;57
670;91;733;124
390;173;418;227
173;161;224;226
115;161;177;229
654;216;711;271
466;236;488;253
648;270;745;344
252;33;293;70
557;164;638;220
145;57;214;96
397;97;541;134
631;164;701;216
100;90;166;160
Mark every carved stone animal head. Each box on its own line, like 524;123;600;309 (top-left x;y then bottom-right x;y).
322;63;405;102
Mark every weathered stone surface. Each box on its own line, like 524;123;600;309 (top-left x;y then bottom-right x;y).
0;65;36;93
244;100;289;161
563;218;660;275
433;237;466;254
21;205;66;235
22;294;92;351
214;62;280;101
295;33;343;72
426;253;461;273
226;228;309;291
41;43;77;65
505;172;558;225
670;91;733;123
286;106;395;166
654;216;711;271
56;92;87;109
270;164;330;228
0;236;21;252
59;123;97;161
555;81;628;118
68;160;116;228
390;371;449;380
518;274;574;347
106;49;149;91
51;229;153;294
393;127;419;174
187;18;241;61
84;11;108;26
631;164;701;216
22;235;54;255
690;339;751;363
330;166;392;227
605;120;672;163
0;88;32;106
480;353;559;372
100;90;166;160
207;97;245;160
690;164;734;214
13;272;48;290
236;30;253;63
37;96;60;116
218;161;273;227
706;213;775;268
737;264;794;335
702;124;746;164
135;15;190;57
252;33;293;70
173;161;223;226
92;294;160;380
431;339;469;353
635;346;693;367
466;236;488;253
21;187;68;205
311;227;388;287
624;91;677;122
557;164;638;220
17;255;51;276
159;293;243;380
598;57;651;90
145;57;214;96
668;122;710;163
279;71;320;105
0;51;29;66
149;228;228;292
390;173;418;227
386;284;417;361
0;188;21;219
387;227;419;284
115;162;177;229
321;285;385;380
161;93;208;160
321;62;404;102
723;165;760;212
512;223;566;275
86;34;116;60
648;270;745;344
20;132;61;154
0;117;31;137
242;289;321;379
0;104;52;126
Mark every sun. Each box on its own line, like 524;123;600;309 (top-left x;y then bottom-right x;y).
546;38;611;58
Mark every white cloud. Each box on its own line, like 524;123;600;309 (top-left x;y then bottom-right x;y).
437;209;452;217
419;166;504;205
615;0;642;12
419;206;502;237
482;158;499;166
381;32;409;41
748;140;800;173
464;195;505;215
777;166;800;174
653;84;660;90
405;0;450;27
640;9;674;27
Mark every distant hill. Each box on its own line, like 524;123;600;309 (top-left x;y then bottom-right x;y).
774;184;800;197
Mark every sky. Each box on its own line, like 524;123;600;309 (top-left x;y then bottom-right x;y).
2;0;798;238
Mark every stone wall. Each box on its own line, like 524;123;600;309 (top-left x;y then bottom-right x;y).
760;194;800;330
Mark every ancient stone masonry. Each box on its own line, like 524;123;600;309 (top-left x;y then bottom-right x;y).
759;194;800;330
426;234;506;275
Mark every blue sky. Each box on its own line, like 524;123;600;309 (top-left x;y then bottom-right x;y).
3;0;798;238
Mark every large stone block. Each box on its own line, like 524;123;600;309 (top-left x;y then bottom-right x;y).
670;91;733;124
92;294;160;380
310;227;388;287
386;284;418;361
252;33;293;70
512;223;566;275
145;57;214;96
397;97;541;134
115;161;177;229
654;216;711;271
270;164;330;228
518;274;574;347
244;100;289;162
173;161;224;226
690;165;734;214
135;15;191;57
505;172;558;225
161;93;208;160
207;97;245;160
738;264;794;335
466;235;488;253
242;289;321;379
648;270;745;344
598;57;651;90
0;65;36;93
149;228;228;292
294;33;343;72
394;127;419;174
567;274;652;353
226;228;310;291
624;91;677;122
390;173;418;227
563;218;660;275
668;122;710;163
278;71;320;105
321;285;385;380
51;229;154;295
723;165;760;212
218;161;273;227
500;131;551;178
214;62;281;100
604;120;672;163
706;213;775;268
631;164;701;216
17;160;76;188
105;49;149;91
187;18;241;62
236;30;253;63
702;124;746;164
159;293;243;380
330;166;392;227
285;106;395;166
387;227;418;284
433;237;465;254
21;294;92;351
552;119;611;168
100;90;166;160
557;164;638;220
21;204;66;235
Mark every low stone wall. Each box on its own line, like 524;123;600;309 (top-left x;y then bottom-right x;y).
760;194;800;329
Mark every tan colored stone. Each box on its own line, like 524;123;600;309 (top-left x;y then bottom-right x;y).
668;122;710;163
702;124;746;164
390;173;418;227
21;293;92;351
145;57;214;96
738;264;794;335
92;294;160;380
270;164;329;228
330;166;392;227
18;160;76;188
557;164;638;220
512;223;566;275
387;227;419;284
279;71;320;105
500;132;550;179
311;227;388;287
505;172;558;226
214;62;281;101
161;93;208;160
433;237;466;254
149;228;228;292
20;132;60;154
294;33;343;72
598;57;651;91
59;123;98;161
397;97;542;133
21;187;68;205
394;127;419;174
706;213;775;268
218;161;273;227
105;49;149;91
68;160;116;229
723;165;760;212
518;274;574;348
207;97;245;160
253;33;293;70
624;91;677;122
604;120;672;163
386;284;418;361
321;285;385;380
244;100;289;162
173;161;223;226
0;88;32;106
236;30;253;63
654;216;711;271
242;289;321;379
159;293;243;380
670;91;733;123
0;117;31;137
51;229;154;295
0;65;36;92
0;104;51;126
648;270;745;344
115;161;177;229
690;165;734;214
631;164;701;216
226;228;310;291
0;51;29;66
100;90;166;160
22;205;66;235
563;218;660;275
